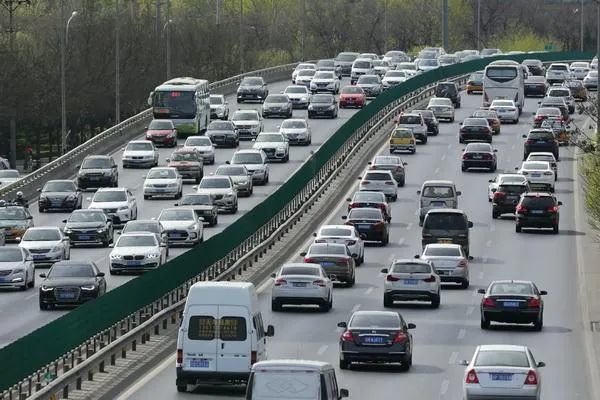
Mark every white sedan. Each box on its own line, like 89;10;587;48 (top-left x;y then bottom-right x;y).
0;247;36;290
157;207;203;246
489;100;519;123
271;263;333;312
88;188;138;226
143;167;183;200
109;232;167;275
18;227;70;267
184;136;216;165
488;174;529;201
516;161;555;192
122;140;159;168
314;225;365;265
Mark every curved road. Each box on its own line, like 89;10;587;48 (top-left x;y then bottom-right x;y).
118;91;592;399
0;77;365;348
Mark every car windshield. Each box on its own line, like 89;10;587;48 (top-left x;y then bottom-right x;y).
126;142;153;151
116;235;156;247
0;248;23;262
281;120;306;129
285;87;307;94
93;191;126;202
386;71;406;78
185;137;212;146
398;115;421;124
43;181;76;192
241;77;263;86
336;53;357;62
232;153;262;164
69;211;105;223
216;166;246;176
350;313;399;328
353;192;385;202
422;186;453;198
266;95;288;103
309;244;345;255
464;118;488;126
358;76;379;84
48;264;95;278
499;175;526;184
0;207;26;220
149;120;173;130
475;350;530;368
523;162;549;170
256;134;284;143
429;98;452;106
528;130;554;140
320;228;353;237
199;178;230;189
208;121;234;130
374;156;400;165
147;169;176;179
349;208;382;219
549;89;570;97
311;95;333;104
550;64;568;71
159;209;194;221
209;96;224;105
171;152;200;162
23;229;61;241
391;262;431;273
181;194;213;205
364;172;392;181
0;170;19;178
537;108;560;116
232;112;258;121
314;72;334;79
420;59;439;66
424;246;461;257
317;60;334;67
341;86;364;94
353;61;370;69
297;70;315;77
81;158;111;169
491;101;514;107
281;266;320;276
466;144;492;152
416;110;434;118
124;222;159;233
424;213;467;229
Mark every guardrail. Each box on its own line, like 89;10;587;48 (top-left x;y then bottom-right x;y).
0;51;593;398
0;61;313;203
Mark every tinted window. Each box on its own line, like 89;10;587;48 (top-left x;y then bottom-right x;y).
256;134;284;143
497;184;527;194
550;65;568;71
297;70;316;77
523;162;549;170
23;229;61;241
398;115;421;124
216;166;246;175
281;120;306;129
358;76;379;84
475;350;530;368
423;247;462;257
464;118;488;126
424;213;467;230
281;266;320;276
364;172;392;181
349;209;382;219
336;53;357;62
311;95;333;104
188;316;215;340
320;228;353;237
48;264;95;278
353;61;371;69
116;235;157;247
392;129;413;138
349;313;400;328
0;248;23;262
93;191;126;202
391;262;431;273
220;317;247;341
232;111;259;121
171;152;201;162
123;222;159;234
209;96;224;105
309;244;345;255
486;66;518;82
354;192;385;202
69;211;105;223
0;170;19;178
549;89;569;97
285;86;307;94
490;282;534;295
242;77;263;85
466;144;492;152
43;181;76;192
314;72;334;79
81;158;111;169
386;71;406;77
521;196;555;208
374;156;400;165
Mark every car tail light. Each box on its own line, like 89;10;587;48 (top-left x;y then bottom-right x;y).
251;351;257;365
460;128;467;133
385;181;394;185
304;257;315;263
543;171;553;176
516;204;527;213
313;279;327;287
462;153;469;160
337;258;350;266
362;181;371;184
422;275;436;283
525;139;534;144
457;260;468;268
534;115;544;122
528;298;541;308
386;274;400;281
395;166;403;171
274;278;287;286
177;349;183;364
393;331;408;343
410;139;415;144
341;330;354;342
525;370;538;385
346;240;356;245
482;297;496;307
466;369;479;384
547;206;559;213
315;239;327;243
379;204;387;210
483;153;492;160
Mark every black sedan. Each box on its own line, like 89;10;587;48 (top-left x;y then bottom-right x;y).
524;76;548;97
479;280;547;331
461;143;497;172
492;181;530;219
346;191;391;222
308;94;338;119
458;118;492;143
338;310;416;371
522;129;559;160
39;261;107;310
38;180;82;212
342;207;389;245
63;209;113;247
206;120;239;148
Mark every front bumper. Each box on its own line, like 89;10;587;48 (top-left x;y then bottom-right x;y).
66;230;108;246
122;158;155;167
39;288;99;306
110;259;160;273
165;229;198;245
0;273;26;287
39;197;78;211
384;288;437;301
144;186;179;197
340;98;365;108
308;108;335;117
77;176;113;189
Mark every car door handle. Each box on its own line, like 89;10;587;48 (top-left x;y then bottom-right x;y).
221;343;225;349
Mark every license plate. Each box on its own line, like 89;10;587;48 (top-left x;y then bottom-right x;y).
503;301;520;308
438;239;453;244
531;210;544;214
490;373;513;381
78;235;90;240
403;279;418;285
190;358;209;368
473;155;483;159
431;201;447;207
364;336;384;344
170;233;182;238
357;224;371;230
58;292;76;299
321;261;335;267
89;176;100;180
33;255;45;260
531;173;541;177
127;260;141;266
292;282;307;287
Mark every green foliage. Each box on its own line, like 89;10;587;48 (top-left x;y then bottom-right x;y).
490;30;558;52
583;153;600;226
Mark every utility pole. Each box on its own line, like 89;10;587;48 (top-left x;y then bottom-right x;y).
239;0;244;73
476;0;481;50
383;0;388;53
581;0;584;52
60;6;78;155
115;0;120;125
1;0;32;168
301;0;306;61
442;0;449;50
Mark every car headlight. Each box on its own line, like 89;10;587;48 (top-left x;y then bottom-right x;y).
64;228;72;234
81;285;96;291
168;183;178;187
146;253;160;259
40;285;54;292
188;223;198;230
118;206;129;211
96;228;105;233
12;268;24;274
308;105;314;110
51;246;62;253
224;193;234;198
301;96;308;102
104;171;112;176
110;253;122;260
239;180;248;185
329;105;335;110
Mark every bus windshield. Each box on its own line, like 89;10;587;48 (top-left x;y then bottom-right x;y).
486;67;518;83
153;91;196;118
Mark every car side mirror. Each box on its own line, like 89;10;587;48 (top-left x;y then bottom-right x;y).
522;134;527;138
414;254;420;259
359;233;367;239
265;325;275;337
403;162;408;166
537;361;546;368
493;149;498;152
225;161;230;165
477;288;486;294
416;190;421;195
160;243;167;247
407;323;416;329
515;167;520;170
558;201;563;206
468;256;474;261
312;232;317;237
61;219;67;223
39;273;47;278
340;389;349;398
367;161;372;165
337;321;348;328
351;253;358;259
27;216;33;220
166;158;170;162
97;272;105;277
108;244;114;248
540;290;548;295
271;273;276;278
459;360;469;366
456;191;462;196
380;268;388;273
468;221;473;228
488;179;494;183
36;188;41;192
300;252;307;257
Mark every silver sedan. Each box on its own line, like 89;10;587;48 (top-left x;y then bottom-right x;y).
271;263;333;312
418;244;471;288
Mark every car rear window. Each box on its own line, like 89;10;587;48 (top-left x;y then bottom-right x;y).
550;64;568;71
320;228;353;237
398;115;421;124
423;247;461;257
219;317;247;341
424;213;467;230
475;350;530;368
392;129;413;138
349;209;382;219
391;262;431;274
490;282;534;295
354;192;385;202
528;131;554;140
349;313;400;328
374;156;400;165
281;266;320;276
422;186;454;198
497;184;527;194
309;244;345;255
520;196;555;208
188;316;215;340
364;172;392;181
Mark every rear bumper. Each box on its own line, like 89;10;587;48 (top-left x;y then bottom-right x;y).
385;289;437;300
272;295;328;305
176;368;250;385
482;309;540;323
516;215;558;227
463;160;494;168
340;351;407;363
465;386;539;400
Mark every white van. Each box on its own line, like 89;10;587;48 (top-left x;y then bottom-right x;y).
417;180;461;226
246;360;349;400
176;282;275;392
350;58;373;84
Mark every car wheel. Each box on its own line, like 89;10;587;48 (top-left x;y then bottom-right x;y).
430;293;440;309
39;302;49;310
553;224;559;234
339;358;350;370
461;165;467;172
271;299;282;312
481;315;490;329
383;293;393;308
461;279;470;289
492;210;499;219
177;385;187;393
144;195;150;200
399;354;412;372
516;224;522;233
533;316;544;331
421;136;428;144
19;273;28;291
398;178;405;187
347;272;356;287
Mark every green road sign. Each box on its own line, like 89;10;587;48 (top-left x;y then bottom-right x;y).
544;43;555;51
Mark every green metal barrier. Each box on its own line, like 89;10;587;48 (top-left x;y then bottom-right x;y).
0;51;593;392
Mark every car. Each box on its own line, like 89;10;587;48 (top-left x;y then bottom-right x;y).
522;129;559;160
538;97;569;121
524;75;548;97
214;164;253;197
183;136;215;165
294;69;316;88
421;208;472;256
533;107;563;127
466;71;484;93
515;192;561;233
471;109;500;135
174;194;218;226
310;71;340;94
38;261;106;309
231;109;263;140
516;161;555;192
438;54;458;66
283;85;311;109
395;112;428;144
382;50;410;66
252;132;290;162
435;81;461;108
358;52;379;60
291;62;317;83
143;167;183;199
527;152;557;180
62;209;113;247
546;62;571;84
314;225;365;265
389;127;416;154
339;85;366;108
76;155;118;189
308;93;338;119
522;59;545;76
426;97;455;122
356;74;383;98
488;173;529;202
462;54;482;62
157;207;203;246
300;242;356;286
0;247;35;290
350;58;373;84
145;119;178;147
395;62;418;77
570;61;590;80
262;94;293;118
491;180;530;219
459;117;493;144
359;170;398;200
109;232;167;275
480;48;501;56
205;120;239;148
347;191;391;221
334;51;360;76
236;76;269;103
592;56;598;70
381;259;441;308
382;70;408;89
0;169;19;187
414;109;439;136
229;149;269;185
279;118;312;145
121;219;169;251
418;244;470;288
342;207;389;245
121;140;159;168
88;187;137;226
209;94;229;120
270;263;333;312
195;176;238;214
417;58;440;72
316;58;342;79
337;310;416;371
545;86;575;113
368;155;407;186
489;99;519;123
461;143;497;172
563;79;588;101
417;180;461;225
583;70;598;90
461;344;545;400
166;147;204;184
37;179;82;213
18;226;70;267
0;204;33;243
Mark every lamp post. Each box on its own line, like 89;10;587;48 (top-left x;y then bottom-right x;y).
164;19;173;79
60;8;78;155
115;0;120;125
239;0;244;73
476;0;481;50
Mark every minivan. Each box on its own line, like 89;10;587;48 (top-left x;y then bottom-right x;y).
176;282;275;392
421;209;473;256
350;58;373;84
246;360;349;400
417;180;461;226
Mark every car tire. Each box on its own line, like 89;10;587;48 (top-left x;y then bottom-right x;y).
492;210;500;219
382;234;389;246
553;224;559;234
177;385;187;393
450;117;455;122
39;302;49;310
109;269;117;275
461;280;470;289
319;297;330;312
398;178;405;187
383;293;393;308
399;354;412;372
533;316;544;331
516;224;522;233
459;138;464;144
19;274;28;291
339;358;350;370
430;294;440;309
461;165;467;172
481;315;490;329
347;272;356;287
421;136;428;144
271;299;282;312
491;164;497;172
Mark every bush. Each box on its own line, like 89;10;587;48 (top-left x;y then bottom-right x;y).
582;152;600;228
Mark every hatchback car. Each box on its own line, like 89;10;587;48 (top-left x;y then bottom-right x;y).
271;263;333;312
418;244;470;288
314;225;365;265
368;155;407;186
279;118;312;145
236;76;268;103
346;191;391;221
435;82;461;108
166;147;204;184
492;181;530;219
229;149;269;185
426;97;455;122
308;94;338;119
339;85;366;108
300;243;356;286
205;120;239;148
88;188;137;225
459;118;493;143
143;167;183;200
209;94;229;120
342;207;389;245
0;247;35;290
145;119;177;147
461;143;497;172
516;161;555;192
489;100;519;123
63;209;113;247
252;132;290;162
359;170;398;201
77;155;118;189
109;232;167;275
157;207;203;246
262;94;293;118
19;227;70;267
337;311;416;371
515;192;561;233
283;85;311;109
39;261;106;309
545;86;575;113
524;76;548;97
37;180;82;212
356;74;383;98
121;140;159;168
395;113;428;144
183;136;215;165
526;152;557;180
195;176;238;214
522;129;559;160
175;194;218;226
466;71;484;93
381;259;441;308
389;127;416;154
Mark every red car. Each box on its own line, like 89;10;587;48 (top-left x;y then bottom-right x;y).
145;119;178;147
339;85;366;109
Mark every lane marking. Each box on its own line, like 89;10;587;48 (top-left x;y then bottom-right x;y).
257;278;273;294
466;306;475;316
478;271;484;280
441;154;446;161
490;223;495;232
482;256;488;264
457;328;466;340
485;240;492;248
511;144;516;150
434;167;440;175
351;304;361;313
398;238;405;246
317;345;328;356
25;293;37;300
364;287;374;295
406;222;414;230
440;379;450;396
448;351;458;365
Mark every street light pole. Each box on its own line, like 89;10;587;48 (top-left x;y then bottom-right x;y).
239;0;244;73
60;6;78;155
165;19;172;79
442;0;449;50
383;0;388;53
115;0;120;125
301;0;306;61
581;0;584;52
476;0;481;50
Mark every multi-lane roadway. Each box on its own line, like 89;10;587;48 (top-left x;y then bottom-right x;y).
118;91;592;399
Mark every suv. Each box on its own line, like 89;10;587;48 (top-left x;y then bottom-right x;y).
395;113;428;144
545;63;571;84
414;109;439;136
538;97;569;121
231;109;263;140
545;86;575;114
492;181;530;219
350;58;373;84
334;51;360;76
515;192;562;234
522;129;559;160
77;155;118;190
421;209;473;256
417;180;461;226
434;82;461;108
167;147;204;183
236;76;269;103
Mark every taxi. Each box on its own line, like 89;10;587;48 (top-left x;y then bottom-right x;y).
466;71;484;94
389;127;416;154
0;204;34;242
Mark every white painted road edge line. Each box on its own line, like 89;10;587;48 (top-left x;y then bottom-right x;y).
114;352;174;400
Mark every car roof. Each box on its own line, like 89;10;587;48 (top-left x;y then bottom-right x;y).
392;258;431;265
424;243;462;249
118;232;157;237
252;360;332;371
96;187;127;192
477;344;528;352
128;140;153;144
282;263;322;269
523;192;554;197
235;149;263;154
84;155;111;159
26;226;60;231
320;225;354;231
351;310;400;317
426;208;466;215
422;179;455;186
